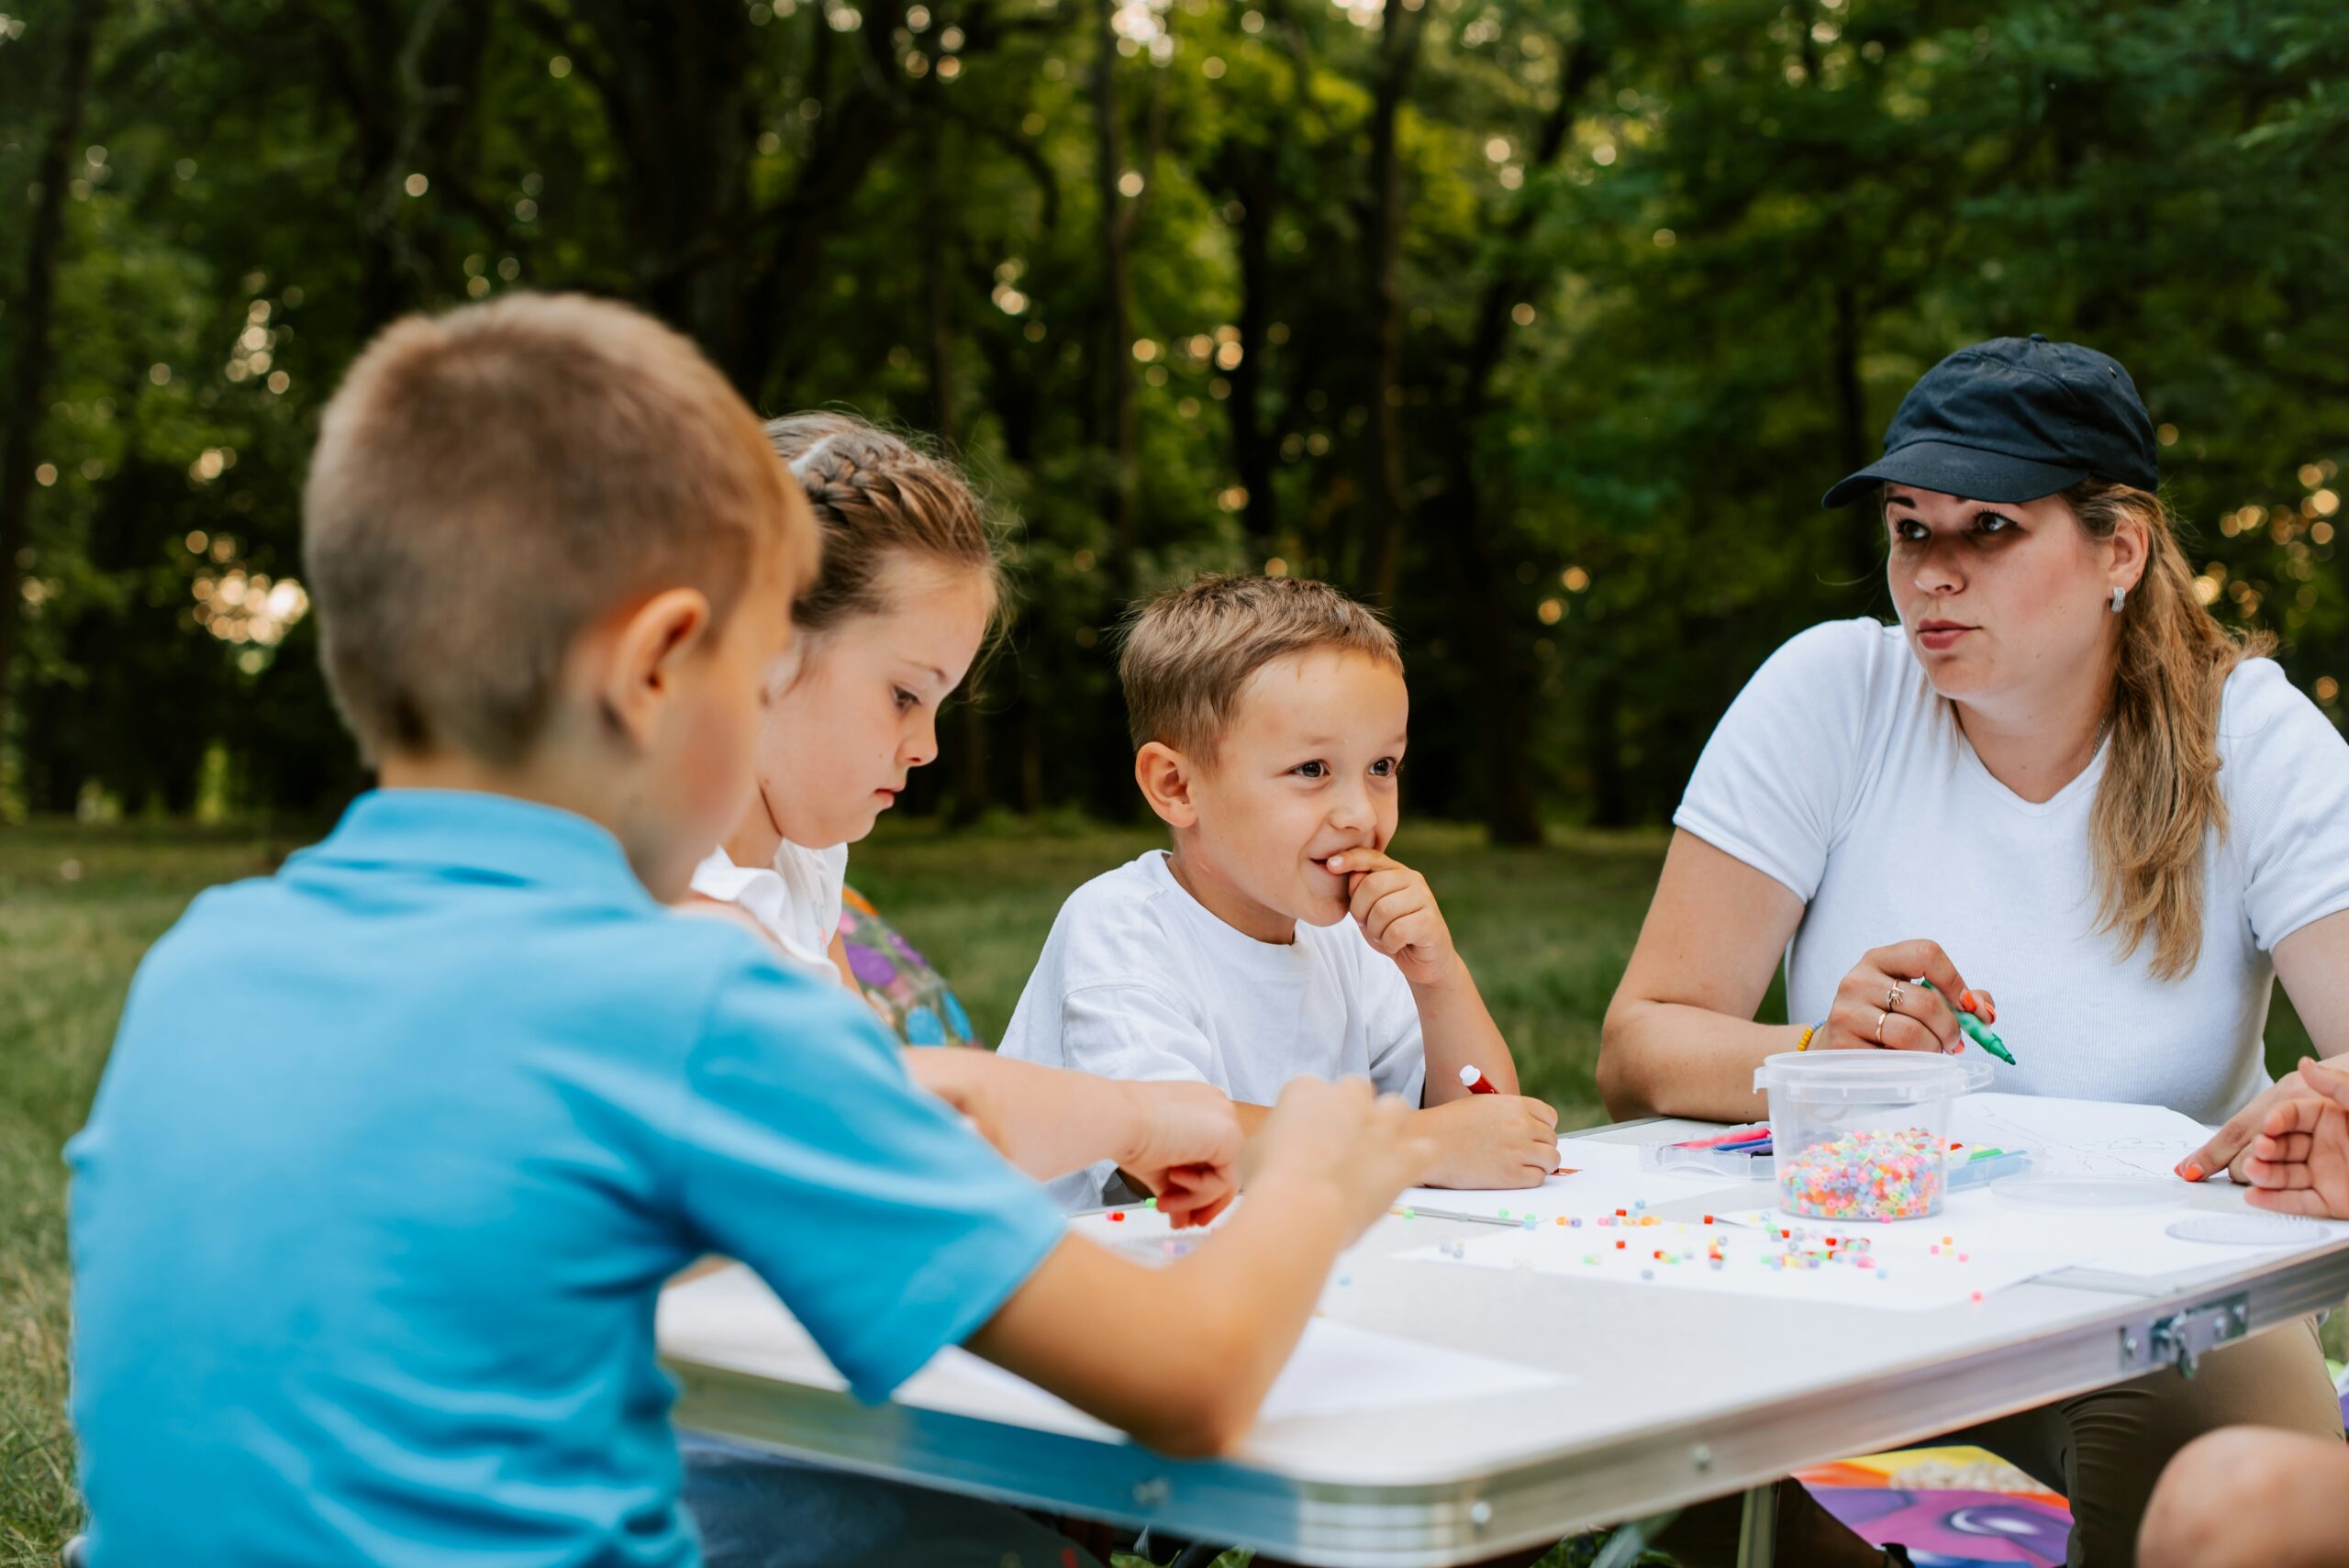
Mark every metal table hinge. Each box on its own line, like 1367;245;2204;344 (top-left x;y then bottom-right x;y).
2119;1293;2249;1380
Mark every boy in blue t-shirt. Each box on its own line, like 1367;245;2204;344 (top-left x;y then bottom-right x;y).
66;294;1433;1568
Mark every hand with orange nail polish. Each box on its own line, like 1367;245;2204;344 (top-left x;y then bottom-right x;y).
1819;940;1983;1055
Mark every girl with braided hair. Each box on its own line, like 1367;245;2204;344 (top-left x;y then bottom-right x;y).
685;413;1000;1043
677;414;1259;1568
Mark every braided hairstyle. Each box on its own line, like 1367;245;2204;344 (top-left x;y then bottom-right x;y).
763;413;1004;638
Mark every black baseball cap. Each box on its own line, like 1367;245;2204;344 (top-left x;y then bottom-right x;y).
1821;335;2160;508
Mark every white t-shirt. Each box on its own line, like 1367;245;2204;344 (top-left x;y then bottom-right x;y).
689;840;852;986
996;850;1429;1207
1675;617;2349;1122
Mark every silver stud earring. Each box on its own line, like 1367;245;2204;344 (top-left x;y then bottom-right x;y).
2109;586;2127;614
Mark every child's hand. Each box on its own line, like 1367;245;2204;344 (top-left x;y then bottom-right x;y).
2242;1059;2349;1219
2242;1098;2349;1219
1243;1075;1435;1244
1415;1095;1562;1190
1115;1081;1244;1229
1325;848;1461;989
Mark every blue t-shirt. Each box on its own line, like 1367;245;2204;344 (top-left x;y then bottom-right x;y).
67;790;1066;1568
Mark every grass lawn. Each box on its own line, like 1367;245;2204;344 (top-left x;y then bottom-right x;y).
0;813;2323;1565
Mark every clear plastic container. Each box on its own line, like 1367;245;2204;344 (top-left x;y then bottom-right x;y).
1753;1051;1993;1221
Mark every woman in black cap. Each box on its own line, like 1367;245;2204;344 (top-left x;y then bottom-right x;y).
1598;335;2349;1564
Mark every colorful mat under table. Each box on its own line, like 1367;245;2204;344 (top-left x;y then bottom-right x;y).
1794;1446;2070;1568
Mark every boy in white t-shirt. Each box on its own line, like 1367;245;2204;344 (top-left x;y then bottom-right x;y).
998;573;1561;1206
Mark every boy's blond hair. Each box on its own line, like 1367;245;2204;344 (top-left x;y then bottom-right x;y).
1117;573;1401;761
302;293;812;765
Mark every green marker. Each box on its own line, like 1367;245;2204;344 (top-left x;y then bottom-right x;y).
1917;979;2017;1065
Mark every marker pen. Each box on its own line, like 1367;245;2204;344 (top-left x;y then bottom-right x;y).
1460;1064;1499;1095
1915;979;2018;1065
1673;1122;1773;1151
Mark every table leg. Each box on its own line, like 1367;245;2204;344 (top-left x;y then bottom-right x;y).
1590;1508;1680;1568
1735;1481;1776;1568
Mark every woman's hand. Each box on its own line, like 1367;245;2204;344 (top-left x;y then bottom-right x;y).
1818;940;1997;1054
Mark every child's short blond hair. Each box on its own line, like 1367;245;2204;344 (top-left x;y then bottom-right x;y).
302;293;812;765
1117;573;1401;760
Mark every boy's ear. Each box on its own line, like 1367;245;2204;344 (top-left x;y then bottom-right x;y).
1134;740;1201;829
597;587;714;751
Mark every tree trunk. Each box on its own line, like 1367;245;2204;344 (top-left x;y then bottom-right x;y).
0;0;104;767
1090;0;1138;594
1016;692;1044;815
1227;172;1278;545
1586;673;1631;828
1427;34;1601;845
1435;453;1545;843
572;1;760;369
922;121;994;828
1831;279;1876;585
1355;0;1423;606
548;0;912;403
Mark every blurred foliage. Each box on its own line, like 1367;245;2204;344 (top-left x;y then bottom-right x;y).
1;0;2343;831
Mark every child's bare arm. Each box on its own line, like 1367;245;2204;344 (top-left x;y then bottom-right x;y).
965;1078;1431;1455
1327;847;1514;1101
1324;848;1556;1189
1225;1090;1556;1193
908;1051;1242;1226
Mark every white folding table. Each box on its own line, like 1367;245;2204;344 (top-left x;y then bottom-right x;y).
658;1118;2349;1567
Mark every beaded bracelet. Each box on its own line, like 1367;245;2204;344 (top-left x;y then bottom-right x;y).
1796;1018;1829;1051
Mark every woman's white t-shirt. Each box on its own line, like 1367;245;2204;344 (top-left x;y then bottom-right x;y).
689;840;851;986
1675;617;2349;1122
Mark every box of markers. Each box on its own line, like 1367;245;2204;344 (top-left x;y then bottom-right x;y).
1639;1127;2032;1189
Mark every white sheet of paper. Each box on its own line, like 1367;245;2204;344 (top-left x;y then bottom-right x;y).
1394;1137;1740;1222
1406;1202;2076;1311
1949;1093;2216;1181
1948;1186;2349;1276
660;1264;1569;1437
939;1315;1571;1431
1064;1202;1231;1262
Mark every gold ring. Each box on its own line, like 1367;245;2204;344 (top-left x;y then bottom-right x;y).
1874;1008;1889;1043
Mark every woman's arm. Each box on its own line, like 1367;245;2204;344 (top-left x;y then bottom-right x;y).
1598;830;1809;1121
2183;907;2349;1182
2275;909;2349;1055
1601;831;1998;1122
